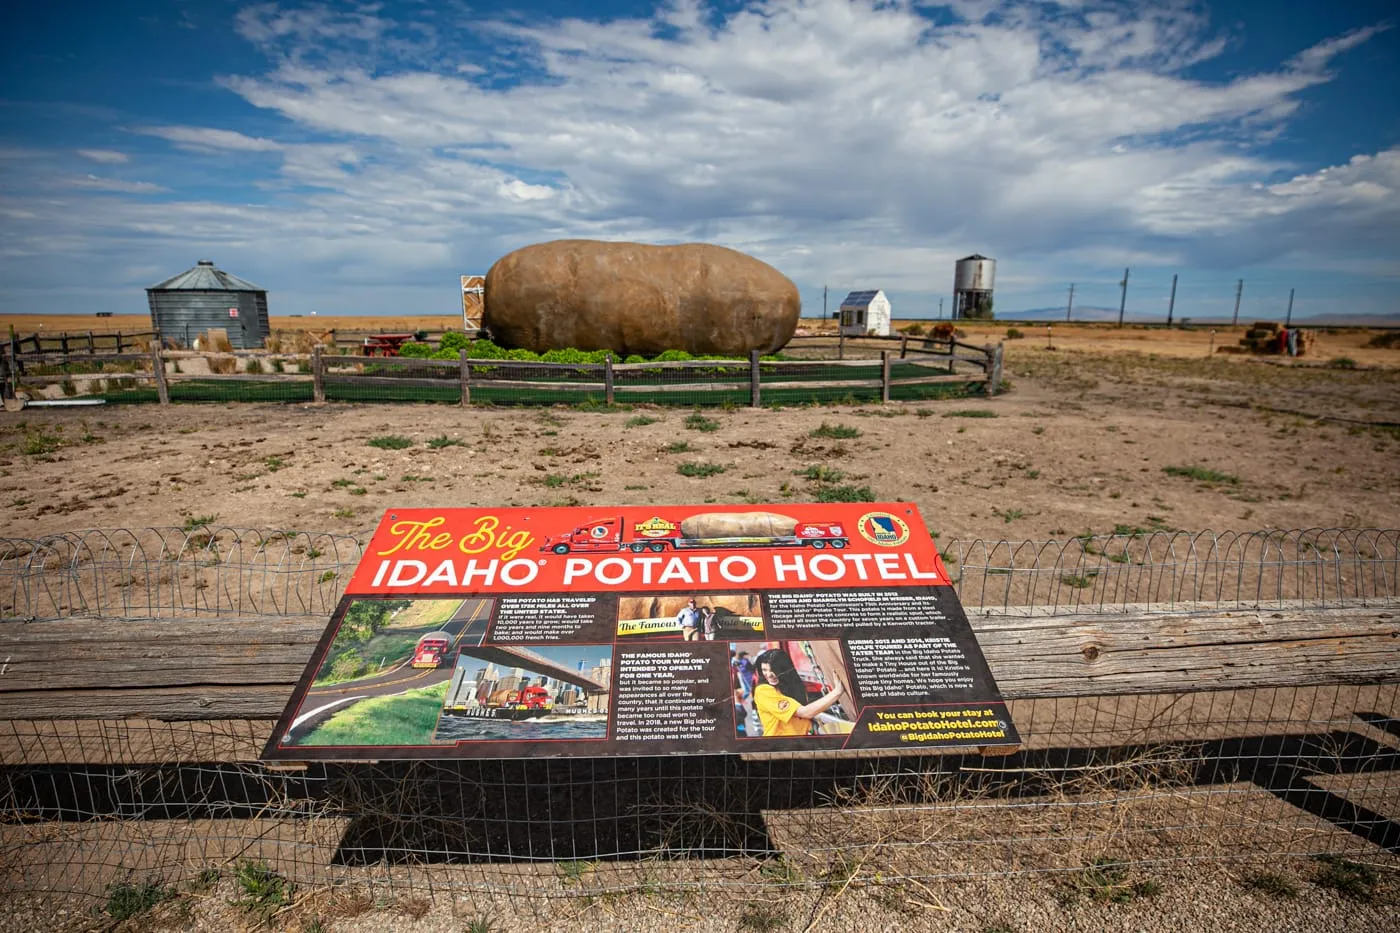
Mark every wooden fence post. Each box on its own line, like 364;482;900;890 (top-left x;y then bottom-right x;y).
312;346;326;404
459;349;470;407
151;344;170;406
115;332;125;354
986;344;1004;396
899;334;909;359
749;350;761;408
838;326;845;361
879;351;891;404
86;331;95;354
0;343;12;400
604;353;615;406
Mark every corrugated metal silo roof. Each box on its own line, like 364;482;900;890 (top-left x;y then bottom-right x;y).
148;259;265;292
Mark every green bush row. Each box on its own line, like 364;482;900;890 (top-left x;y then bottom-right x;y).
398;334;776;365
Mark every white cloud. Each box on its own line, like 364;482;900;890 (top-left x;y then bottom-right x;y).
66;175;169;194
134;125;283;152
76;149;130;164
3;1;1397;316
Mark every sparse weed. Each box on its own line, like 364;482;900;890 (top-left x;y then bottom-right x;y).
795;464;847;483
233;859;292;918
677;462;729;478
738;902;788;931
810;421;861;439
1061;572;1099;589
1163;465;1240;485
665;440;697;453
367;434;414;450
21;431;61;456
626;414;660;427
1241;872;1298;898
1312;854;1378;899
1065;858;1163;904
558;859;596;885
815;483;875;503
943;409;997;418
105;881;173;921
181;514;217;532
685;412;720;432
426;434;465;449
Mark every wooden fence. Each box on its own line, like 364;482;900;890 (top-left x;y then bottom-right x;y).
3;339;1002;406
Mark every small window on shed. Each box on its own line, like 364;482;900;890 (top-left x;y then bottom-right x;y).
857;309;866;325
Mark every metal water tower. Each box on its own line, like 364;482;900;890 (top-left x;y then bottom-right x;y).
953;254;996;320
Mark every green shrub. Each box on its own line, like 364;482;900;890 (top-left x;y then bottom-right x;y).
244;357;264;374
398;341;434;357
1327;356;1357;369
1005;328;1024;339
368;435;414;450
438;331;472;353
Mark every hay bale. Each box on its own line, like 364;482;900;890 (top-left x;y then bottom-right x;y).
483;240;801;356
1251;321;1280;332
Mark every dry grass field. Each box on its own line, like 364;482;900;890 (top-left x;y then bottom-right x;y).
4;305;1399;526
3;316;1398;543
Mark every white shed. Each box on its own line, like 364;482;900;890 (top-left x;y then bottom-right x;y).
838;289;892;337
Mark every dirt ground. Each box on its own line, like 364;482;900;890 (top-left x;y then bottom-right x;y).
3;338;1397;543
3;334;1399;930
3;857;1398;933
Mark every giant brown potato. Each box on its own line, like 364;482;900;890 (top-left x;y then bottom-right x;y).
483;240;800;356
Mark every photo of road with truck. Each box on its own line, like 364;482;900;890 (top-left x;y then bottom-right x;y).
283;597;491;747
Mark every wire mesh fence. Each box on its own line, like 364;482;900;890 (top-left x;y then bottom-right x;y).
1;527;1396;906
4;526;1395;622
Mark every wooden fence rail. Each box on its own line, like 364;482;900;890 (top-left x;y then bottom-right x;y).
5;342;1000;406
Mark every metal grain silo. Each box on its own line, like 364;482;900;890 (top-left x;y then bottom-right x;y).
146;260;270;348
953;254;996;320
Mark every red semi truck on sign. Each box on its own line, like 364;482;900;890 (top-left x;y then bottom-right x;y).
539;513;848;555
411;632;452;668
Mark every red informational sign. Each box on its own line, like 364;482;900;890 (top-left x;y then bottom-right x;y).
265;504;1017;762
228;307;239;318
347;504;951;596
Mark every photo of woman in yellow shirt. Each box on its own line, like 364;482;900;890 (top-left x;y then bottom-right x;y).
751;647;847;737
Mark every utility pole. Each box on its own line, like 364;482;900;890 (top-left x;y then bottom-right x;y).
1166;273;1177;327
823;285;828;322
1232;279;1243;327
937;297;943;320
1117;268;1130;327
1285;288;1295;327
1066;283;1075;322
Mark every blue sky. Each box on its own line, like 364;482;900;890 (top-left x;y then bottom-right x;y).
2;0;1397;321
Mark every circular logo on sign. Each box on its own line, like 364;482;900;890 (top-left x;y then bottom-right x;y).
857;512;910;547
